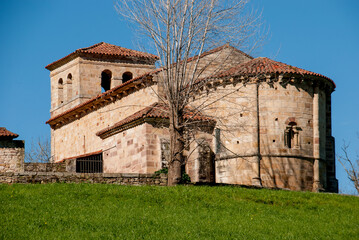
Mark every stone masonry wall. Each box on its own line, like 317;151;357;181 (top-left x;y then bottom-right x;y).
191;78;320;191
102;121;215;183
52;86;158;162
0;172;167;186
102;122;169;174
24;162;66;172
325;89;338;192
216;156;314;191
0;140;24;173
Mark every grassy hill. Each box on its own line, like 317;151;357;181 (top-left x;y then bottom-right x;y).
0;184;358;239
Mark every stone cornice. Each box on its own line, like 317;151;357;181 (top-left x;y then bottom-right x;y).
97;117;169;139
195;72;335;96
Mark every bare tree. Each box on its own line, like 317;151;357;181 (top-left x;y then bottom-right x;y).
116;0;264;185
25;137;52;163
338;140;359;194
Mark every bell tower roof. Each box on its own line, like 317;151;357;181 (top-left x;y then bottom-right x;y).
45;42;158;71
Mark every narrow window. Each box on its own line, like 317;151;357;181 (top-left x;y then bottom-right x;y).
285;122;300;148
101;70;112;92
122;71;133;83
66;73;73;101
285;127;294;148
58;78;64;105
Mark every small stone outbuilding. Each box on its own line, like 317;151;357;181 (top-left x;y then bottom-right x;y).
0;127;24;173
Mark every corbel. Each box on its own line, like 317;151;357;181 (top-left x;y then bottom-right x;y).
279;74;290;87
134;84;141;90
278;74;284;83
266;74;274;88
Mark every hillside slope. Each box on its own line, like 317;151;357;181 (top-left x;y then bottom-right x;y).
0;184;358;239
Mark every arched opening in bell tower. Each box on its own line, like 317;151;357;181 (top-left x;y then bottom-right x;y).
58;78;64;105
101;70;112;92
122;71;133;83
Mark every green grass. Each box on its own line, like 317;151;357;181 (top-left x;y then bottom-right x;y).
0;184;358;239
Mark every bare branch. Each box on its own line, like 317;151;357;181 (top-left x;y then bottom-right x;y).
116;0;265;185
337;140;359;194
25;137;52;163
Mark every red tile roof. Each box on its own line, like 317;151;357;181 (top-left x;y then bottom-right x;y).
62;150;103;161
45;42;159;70
78;42;158;59
96;102;215;138
215;57;335;87
0;127;19;138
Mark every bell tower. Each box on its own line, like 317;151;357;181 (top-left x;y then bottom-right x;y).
45;42;158;117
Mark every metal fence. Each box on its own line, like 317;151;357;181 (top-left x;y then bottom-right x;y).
76;153;103;173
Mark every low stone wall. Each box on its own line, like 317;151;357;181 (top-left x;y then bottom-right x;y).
0;172;167;186
24;162;66;172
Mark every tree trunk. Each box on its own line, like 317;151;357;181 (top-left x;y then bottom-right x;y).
167;108;185;186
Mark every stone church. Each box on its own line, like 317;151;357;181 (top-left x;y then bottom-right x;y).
45;42;337;192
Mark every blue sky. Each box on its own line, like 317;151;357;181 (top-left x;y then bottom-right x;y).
0;0;358;194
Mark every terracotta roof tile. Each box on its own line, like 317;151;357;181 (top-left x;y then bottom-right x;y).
96;102;215;137
77;42;158;59
0;127;19;138
45;42;158;70
216;57;335;87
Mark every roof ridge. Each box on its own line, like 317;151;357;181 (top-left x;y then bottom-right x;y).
76;42;105;52
213;56;335;87
96;102;215;139
142;102;160;117
45;42;158;70
227;45;254;59
255;57;313;72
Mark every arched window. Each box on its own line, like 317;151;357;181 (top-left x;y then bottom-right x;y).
101;70;112;92
58;78;64;105
285;121;300;148
66;73;73;101
122;71;133;83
